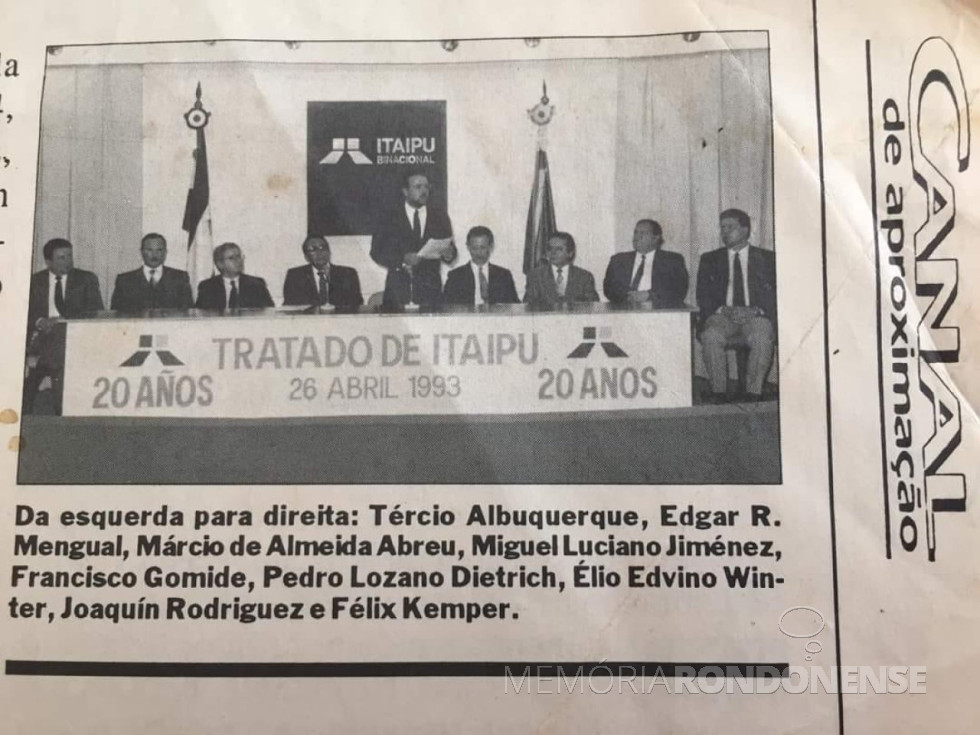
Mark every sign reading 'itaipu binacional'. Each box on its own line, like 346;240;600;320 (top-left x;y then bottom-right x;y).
307;100;448;237
60;311;693;418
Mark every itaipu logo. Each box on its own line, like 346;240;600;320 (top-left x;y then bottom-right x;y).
567;327;628;359
319;136;437;166
319;138;373;165
121;335;184;367
91;334;212;411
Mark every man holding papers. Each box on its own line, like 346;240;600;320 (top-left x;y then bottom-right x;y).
370;171;456;310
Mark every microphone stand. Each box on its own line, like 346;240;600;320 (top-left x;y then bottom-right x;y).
317;275;334;313
404;264;419;311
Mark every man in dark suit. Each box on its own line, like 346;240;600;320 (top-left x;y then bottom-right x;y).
603;219;688;308
282;235;364;310
443;226;519;307
696;208;777;403
26;238;105;413
524;232;599;310
370;171;456;310
28;238;105;328
110;233;194;312
195;242;274;310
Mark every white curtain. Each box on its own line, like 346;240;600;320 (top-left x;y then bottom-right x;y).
614;49;773;280
34;65;143;303
34;51;772;308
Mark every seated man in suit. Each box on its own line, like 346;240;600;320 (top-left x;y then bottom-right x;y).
28;238;105;328
443;226;519;307
524;232;599;310
110;232;194;312
370;171;456;310
282;235;364;310
195;242;274;310
696;208;777;403
603;219;688;308
26;238;105;412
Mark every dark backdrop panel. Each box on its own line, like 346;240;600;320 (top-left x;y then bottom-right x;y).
308;100;447;236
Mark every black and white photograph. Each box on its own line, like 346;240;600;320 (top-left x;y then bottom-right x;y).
19;34;780;484
6;2;980;734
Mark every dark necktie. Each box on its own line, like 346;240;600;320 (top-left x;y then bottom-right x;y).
148;268;157;287
54;275;66;316
317;269;329;305
630;253;647;291
732;251;746;307
413;209;422;244
228;280;239;309
555;267;565;297
478;266;489;303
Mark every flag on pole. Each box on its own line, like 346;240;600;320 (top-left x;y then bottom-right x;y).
523;147;556;273
182;83;213;290
523;82;557;274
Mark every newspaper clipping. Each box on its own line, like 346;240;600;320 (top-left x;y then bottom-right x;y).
0;0;976;732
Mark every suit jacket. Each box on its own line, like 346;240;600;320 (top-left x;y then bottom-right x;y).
443;262;519;306
282;264;364;310
110;266;193;312
28;268;104;327
603;249;689;308
195;274;274;310
695;245;777;331
370;205;454;309
27;269;104;394
524;264;599;310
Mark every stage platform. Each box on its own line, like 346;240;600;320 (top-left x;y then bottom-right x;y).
17;402;780;485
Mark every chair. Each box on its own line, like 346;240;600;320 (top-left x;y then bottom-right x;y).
367;291;384;308
727;343;778;396
731;345;751;395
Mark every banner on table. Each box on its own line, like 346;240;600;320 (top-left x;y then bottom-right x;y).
62;311;693;418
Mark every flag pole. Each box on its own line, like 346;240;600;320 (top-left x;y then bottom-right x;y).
182;83;213;292
523;81;557;274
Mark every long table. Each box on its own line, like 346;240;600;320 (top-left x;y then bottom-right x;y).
18;303;782;485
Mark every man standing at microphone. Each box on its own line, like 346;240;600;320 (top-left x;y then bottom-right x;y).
370;171;455;310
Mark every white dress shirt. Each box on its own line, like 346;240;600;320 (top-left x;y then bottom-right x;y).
311;264;330;300
725;245;751;307
629;250;655;292
223;276;240;306
551;264;567;296
48;270;68;317
405;202;427;238
470;261;488;305
142;265;160;284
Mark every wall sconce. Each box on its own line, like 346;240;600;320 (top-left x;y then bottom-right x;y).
47;46;63;56
682;32;701;43
440;40;459;52
285;41;301;50
524;38;541;48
